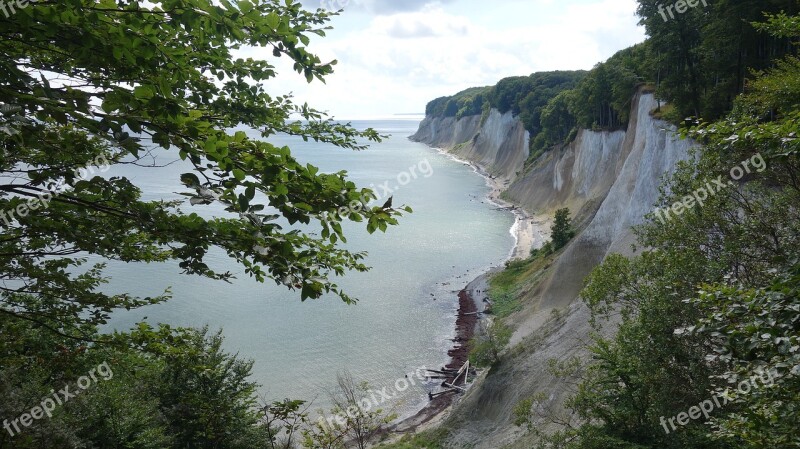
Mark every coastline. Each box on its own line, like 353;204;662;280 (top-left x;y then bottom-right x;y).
392;145;549;434
428;146;544;260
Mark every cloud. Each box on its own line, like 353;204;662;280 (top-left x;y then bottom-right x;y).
381;8;471;38
244;0;646;117
346;0;456;14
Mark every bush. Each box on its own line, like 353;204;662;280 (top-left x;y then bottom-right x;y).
469;322;512;367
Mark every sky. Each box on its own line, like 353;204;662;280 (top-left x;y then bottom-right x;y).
246;0;647;119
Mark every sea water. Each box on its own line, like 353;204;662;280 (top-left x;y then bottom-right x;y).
103;118;515;418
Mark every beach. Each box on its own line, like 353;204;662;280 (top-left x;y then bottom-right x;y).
391;147;551;434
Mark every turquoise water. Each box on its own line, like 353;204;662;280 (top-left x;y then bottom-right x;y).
103;119;515;417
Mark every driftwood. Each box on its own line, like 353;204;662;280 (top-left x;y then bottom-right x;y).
426;360;472;401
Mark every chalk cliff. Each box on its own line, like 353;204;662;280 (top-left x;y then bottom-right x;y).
412;90;692;309
412;109;529;182
411;89;694;448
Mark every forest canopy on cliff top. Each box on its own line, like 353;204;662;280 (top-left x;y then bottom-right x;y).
425;0;799;157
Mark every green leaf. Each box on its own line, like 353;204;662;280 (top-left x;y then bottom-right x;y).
204;138;217;153
265;12;280;29
134;85;155;100
274;184;289;196
180;173;201;187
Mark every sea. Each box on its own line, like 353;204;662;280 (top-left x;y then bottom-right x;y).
102;117;516;419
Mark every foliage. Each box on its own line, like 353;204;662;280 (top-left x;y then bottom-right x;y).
493;258;535;318
530;11;800;449
469;321;512;368
326;372;398;449
425;87;492;120
513;397;535;428
690;268;800;447
157;327;268;448
262;399;314;449
534;89;578;157
0;1;410;447
532;43;651;155
428;0;799;160
551;208;576;251
491;246;556;320
635;0;798;120
425;46;649;158
259;372;399;449
424;71;585;155
0;309;267;449
489;72;586;132
0;0;412;344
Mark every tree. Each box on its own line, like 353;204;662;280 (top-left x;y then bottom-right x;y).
691;268;800;448
157;328;268;448
550;208;575;251
0;1;410;447
261;399;314;449
423;87;491;119
469;321;512;367
536;11;800;448
0;301;270;449
635;0;798;121
534;89;577;155
327;371;397;449
0;0;409;340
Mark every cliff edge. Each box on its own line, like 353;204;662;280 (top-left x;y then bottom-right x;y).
409;88;694;448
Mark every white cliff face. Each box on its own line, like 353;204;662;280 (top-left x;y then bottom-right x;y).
412;110;529;182
504;128;627;220
532;92;693;311
412;91;696;449
412;115;481;149
571;130;627;198
581;94;693;253
412;91;694;308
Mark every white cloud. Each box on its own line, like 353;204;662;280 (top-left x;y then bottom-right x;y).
252;0;646;118
341;0;456;14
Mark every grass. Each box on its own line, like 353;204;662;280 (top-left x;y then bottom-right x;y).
650;103;680;124
487;252;552;319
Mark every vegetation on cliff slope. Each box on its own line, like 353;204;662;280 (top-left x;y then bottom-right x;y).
512;10;800;449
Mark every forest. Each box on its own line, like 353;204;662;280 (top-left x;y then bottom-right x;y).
426;0;799;160
502;4;800;449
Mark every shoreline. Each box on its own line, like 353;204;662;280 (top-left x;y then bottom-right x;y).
430;146;543;260
391;145;548;434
